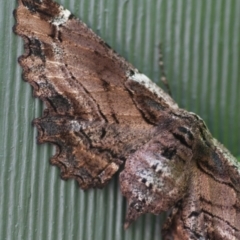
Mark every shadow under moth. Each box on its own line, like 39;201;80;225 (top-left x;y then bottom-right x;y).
13;0;240;239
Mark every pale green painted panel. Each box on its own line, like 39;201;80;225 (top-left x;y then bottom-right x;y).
0;0;239;240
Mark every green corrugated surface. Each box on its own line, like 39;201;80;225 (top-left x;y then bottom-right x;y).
0;0;239;239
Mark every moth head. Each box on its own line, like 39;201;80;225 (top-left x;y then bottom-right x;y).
120;132;192;228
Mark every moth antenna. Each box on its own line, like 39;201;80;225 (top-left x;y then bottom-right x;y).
158;43;172;96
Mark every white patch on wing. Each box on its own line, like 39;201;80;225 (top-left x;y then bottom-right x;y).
69;120;81;132
127;70;178;109
130;72;160;94
51;6;71;26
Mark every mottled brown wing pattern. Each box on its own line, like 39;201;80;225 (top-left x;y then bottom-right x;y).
14;0;240;239
14;0;176;189
120;112;240;239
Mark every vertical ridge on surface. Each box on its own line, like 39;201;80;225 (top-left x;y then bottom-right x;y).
0;1;239;240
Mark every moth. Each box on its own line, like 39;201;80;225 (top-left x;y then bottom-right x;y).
14;0;240;239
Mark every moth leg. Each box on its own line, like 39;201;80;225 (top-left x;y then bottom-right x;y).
158;43;172;96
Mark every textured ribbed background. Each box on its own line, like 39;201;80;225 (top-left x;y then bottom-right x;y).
0;0;240;239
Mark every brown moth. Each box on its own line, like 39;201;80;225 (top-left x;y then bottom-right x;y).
13;0;240;239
